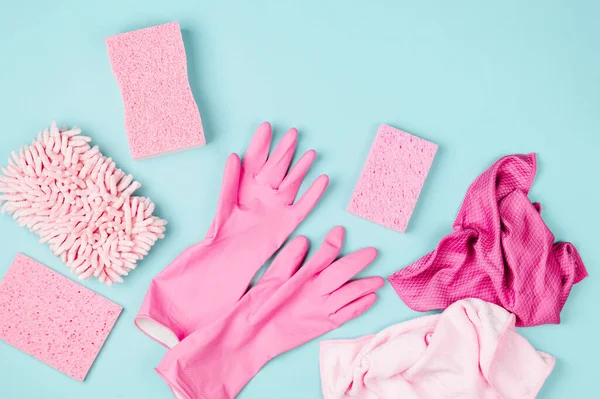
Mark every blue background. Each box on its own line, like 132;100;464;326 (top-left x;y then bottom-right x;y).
1;1;599;398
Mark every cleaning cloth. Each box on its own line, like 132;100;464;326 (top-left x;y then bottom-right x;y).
389;154;587;326
320;298;554;399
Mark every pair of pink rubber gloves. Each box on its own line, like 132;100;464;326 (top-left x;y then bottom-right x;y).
136;123;384;398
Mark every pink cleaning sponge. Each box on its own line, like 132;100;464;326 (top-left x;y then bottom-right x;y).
348;124;437;232
0;254;122;381
106;21;205;159
0;122;167;284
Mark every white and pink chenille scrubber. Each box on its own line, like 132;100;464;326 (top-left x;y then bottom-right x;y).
0;122;166;284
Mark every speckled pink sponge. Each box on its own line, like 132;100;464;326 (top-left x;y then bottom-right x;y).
348;124;437;232
0;254;122;381
106;21;205;159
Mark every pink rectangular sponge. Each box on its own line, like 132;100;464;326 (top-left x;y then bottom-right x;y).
106;21;205;159
347;124;437;232
0;254;122;381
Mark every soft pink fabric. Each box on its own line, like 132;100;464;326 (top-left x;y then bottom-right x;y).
389;154;587;326
155;226;384;399
0;122;166;284
320;299;555;399
347;124;437;232
106;22;205;159
0;254;122;381
136;122;329;347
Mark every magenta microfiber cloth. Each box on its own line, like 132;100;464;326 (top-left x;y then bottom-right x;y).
348;124;437;232
106;21;205;159
0;254;122;381
389;154;587;326
0;122;167;285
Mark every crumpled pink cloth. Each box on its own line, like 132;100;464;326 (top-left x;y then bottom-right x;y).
320;299;555;399
389;154;587;326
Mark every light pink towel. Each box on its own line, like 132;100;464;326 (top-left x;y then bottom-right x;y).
320;299;555;399
389;154;587;326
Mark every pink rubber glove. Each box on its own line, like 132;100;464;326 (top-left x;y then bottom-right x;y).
136;123;329;347
155;226;384;399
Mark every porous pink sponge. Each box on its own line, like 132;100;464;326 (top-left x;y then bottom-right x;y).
0;254;122;381
106;21;205;159
348;124;437;232
0;122;167;284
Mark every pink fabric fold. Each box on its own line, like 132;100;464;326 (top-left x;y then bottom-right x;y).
389;153;587;326
320;299;555;399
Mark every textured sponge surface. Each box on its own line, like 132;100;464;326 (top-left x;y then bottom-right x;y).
348;124;437;232
106;21;205;159
0;254;122;381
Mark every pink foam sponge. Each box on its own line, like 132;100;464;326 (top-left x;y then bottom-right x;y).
0;254;122;381
0;122;167;284
106;21;205;159
348;124;437;232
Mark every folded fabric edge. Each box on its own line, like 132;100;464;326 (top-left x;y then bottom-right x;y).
486;313;556;398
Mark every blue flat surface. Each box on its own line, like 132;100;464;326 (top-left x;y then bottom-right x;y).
1;1;599;398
